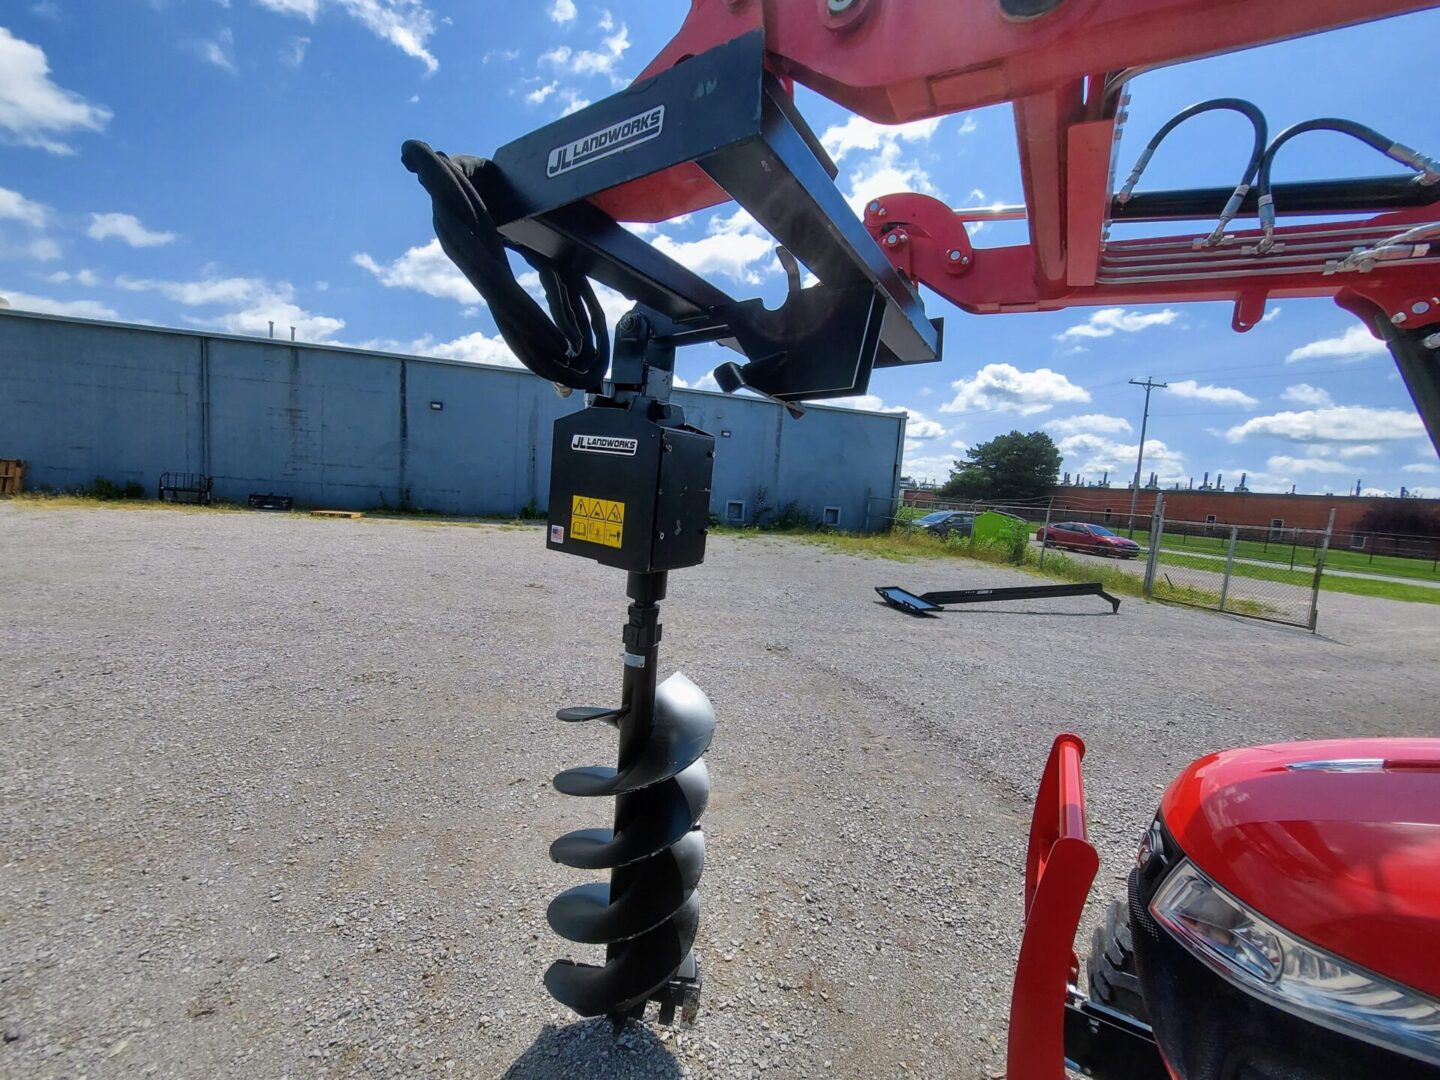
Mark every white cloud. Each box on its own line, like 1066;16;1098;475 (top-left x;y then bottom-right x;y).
356;330;521;368
540;19;629;83
0;185;58;260
559;89;589;116
280;35;310;67
87;212;177;248
254;0;439;73
526;81;558;104
0;186;49;228
548;0;577;23
1261;307;1282;323
45;268;100;287
940;363;1090;416
1286;324;1387;363
1045;413;1133;436
1337;444;1381;458
1058;433;1186;485
820;115;943;162
1226;406;1425;443
0;287;119;320
115;273;343;340
1266;454;1348;476
16;236;61;261
650;208;775;285
0;27;113;154
818;114;966;216
352;239;477;305
1281;383;1333;408
1402;462;1440;474
186;27;238;73
1167;379;1258;408
1057;307;1180;340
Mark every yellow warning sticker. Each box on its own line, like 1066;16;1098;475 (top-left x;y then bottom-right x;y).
571;494;625;549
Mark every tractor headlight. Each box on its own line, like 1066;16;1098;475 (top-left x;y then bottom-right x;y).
1151;860;1440;1067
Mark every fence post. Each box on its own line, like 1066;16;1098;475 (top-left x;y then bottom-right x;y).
1309;509;1335;633
1038;500;1053;568
1143;493;1165;598
1218;525;1239;611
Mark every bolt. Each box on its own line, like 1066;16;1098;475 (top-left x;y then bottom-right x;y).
1413;300;1432;315
868;200;880;213
885;233;898;246
947;249;961;262
618;313;638;332
1424;332;1440;350
827;0;855;11
961;255;970;265
1393;311;1409;325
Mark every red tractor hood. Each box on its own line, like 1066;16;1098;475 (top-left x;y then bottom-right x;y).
1160;738;1440;999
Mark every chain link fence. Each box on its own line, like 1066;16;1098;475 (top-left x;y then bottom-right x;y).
1142;495;1332;629
880;490;1336;630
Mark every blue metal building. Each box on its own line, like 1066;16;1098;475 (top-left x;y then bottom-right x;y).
0;310;905;529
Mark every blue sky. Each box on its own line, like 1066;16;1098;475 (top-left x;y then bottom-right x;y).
2;1;1439;496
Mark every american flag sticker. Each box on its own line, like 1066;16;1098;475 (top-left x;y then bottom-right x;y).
550;525;565;543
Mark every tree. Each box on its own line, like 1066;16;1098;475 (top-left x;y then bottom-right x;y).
938;430;1061;502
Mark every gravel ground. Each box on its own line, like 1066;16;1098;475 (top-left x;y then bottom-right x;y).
3;503;1439;1080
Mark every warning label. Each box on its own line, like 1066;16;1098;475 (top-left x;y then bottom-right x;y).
570;494;625;549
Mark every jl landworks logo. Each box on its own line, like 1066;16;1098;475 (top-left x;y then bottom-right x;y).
547;106;665;178
571;434;639;456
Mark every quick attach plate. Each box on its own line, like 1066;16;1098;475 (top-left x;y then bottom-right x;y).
487;30;940;378
548;406;714;574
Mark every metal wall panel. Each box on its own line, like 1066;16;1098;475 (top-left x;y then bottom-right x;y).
0;311;904;528
0;316;203;493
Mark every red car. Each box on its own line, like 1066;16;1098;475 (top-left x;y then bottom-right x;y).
1037;521;1142;559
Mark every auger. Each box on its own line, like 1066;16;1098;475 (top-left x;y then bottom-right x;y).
539;308;717;1026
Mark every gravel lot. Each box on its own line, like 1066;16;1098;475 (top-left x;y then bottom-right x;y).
4;503;1439;1080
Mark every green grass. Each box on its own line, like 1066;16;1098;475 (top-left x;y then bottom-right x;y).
721;523;1269;615
1157;550;1440;605
1123;526;1440;583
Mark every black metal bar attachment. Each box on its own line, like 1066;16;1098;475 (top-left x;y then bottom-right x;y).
1063;997;1169;1080
877;582;1122;616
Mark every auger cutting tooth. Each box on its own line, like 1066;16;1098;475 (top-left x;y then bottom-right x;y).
553;673;715;796
543;893;701;1018
549;759;710;870
547;831;705;944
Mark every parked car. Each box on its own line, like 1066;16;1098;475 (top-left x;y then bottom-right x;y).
1036;521;1141;558
912;510;975;539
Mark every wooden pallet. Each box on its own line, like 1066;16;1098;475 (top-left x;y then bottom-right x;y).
0;459;25;496
310;509;364;519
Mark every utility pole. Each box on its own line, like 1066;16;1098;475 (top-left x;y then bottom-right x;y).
1127;376;1167;537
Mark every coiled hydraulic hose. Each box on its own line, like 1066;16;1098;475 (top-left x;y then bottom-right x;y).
401;139;610;392
1255;119;1440;252
1116;98;1268;246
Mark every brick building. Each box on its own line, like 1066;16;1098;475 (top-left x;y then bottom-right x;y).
1040;486;1439;534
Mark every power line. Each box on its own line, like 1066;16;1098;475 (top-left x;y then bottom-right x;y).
1127;377;1168;536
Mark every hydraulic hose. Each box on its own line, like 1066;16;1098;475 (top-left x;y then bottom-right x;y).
401;139;610;392
1255;119;1440;252
1116;98;1268;246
